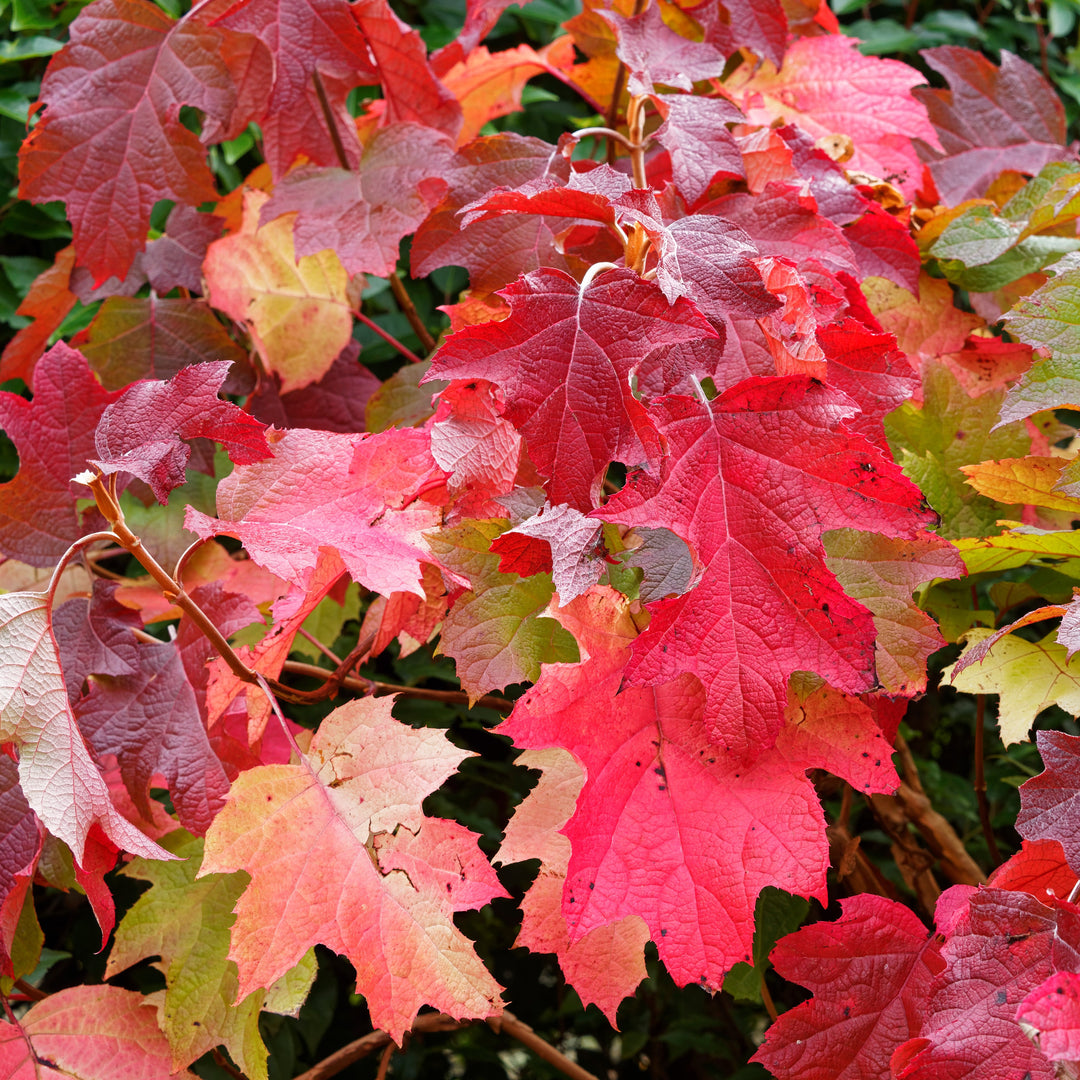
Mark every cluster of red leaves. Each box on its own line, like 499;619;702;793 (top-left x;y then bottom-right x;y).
2;0;1080;1076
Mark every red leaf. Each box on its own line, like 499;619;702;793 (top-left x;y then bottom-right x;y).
640;213;780;319
495;747;649;1023
247;342;380;433
260;124;454;277
727;35;937;197
91;361;271;503
894;888;1079;1080
1017;731;1080;877
915;47;1069;205
845;202;922;292
0;343;124;567
431;380;523;500
652;94;745;206
411;133;574;294
19;0;248;284
0;985;195;1078
0;757;42;977
499;590;831;991
440;43;553;145
426;267;716;510
751;894;936;1080
601;4;726;98
1017;971;1080;1065
74;582;259;836
142;205;224;294
697;0;787;69
707;182;859;279
351;0;462;139
989;839;1078;905
601;380;933;753
818;319;919;451
212;0;374;177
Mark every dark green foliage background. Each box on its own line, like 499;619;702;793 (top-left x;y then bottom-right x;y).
1;0;1076;1076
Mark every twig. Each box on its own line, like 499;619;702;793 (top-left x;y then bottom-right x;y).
973;695;1003;868
13;979;47;1002
80;471;368;708
374;1042;396;1080
297;627;343;664
292;1014;461;1080
211;1048;249;1080
759;975;778;1023
312;68;351;171
280;660;515;713
389;272;436;354
354;307;426;365
488;1010;601;1080
602;0;648;163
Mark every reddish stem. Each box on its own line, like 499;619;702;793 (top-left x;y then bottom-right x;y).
354;308;426;365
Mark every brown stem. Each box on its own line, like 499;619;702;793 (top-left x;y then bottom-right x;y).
292;1014;462;1080
84;475;259;688
977;0;997;24
354;308;425;365
280;660;515;713
488;1011;601;1080
13;979;47;1002
759;974;778;1023
312;68;351;171
211;1048;249;1080
903;0;920;28
47;530;121;610
389;272;436;354
974;694;1003;868
374;1042;396;1080
264;628;378;706
603;0;648;163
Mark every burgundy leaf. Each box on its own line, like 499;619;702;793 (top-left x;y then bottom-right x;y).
426;267;716;510
1017;730;1080;877
212;0;377;176
601;4;726;97
411;133;573;294
247;343;380;433
261;124;454;277
752;894;936;1080
652;94;745;206
915;47;1069;205
92;361;271;503
0;342;124;567
142;205;225;294
600;381;934;753
18;0;252;283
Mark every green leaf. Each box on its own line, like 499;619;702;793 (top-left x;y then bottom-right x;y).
885;362;1031;538
107;830;317;1080
0;34;63;61
721;889;809;1004
427;519;579;700
292;582;362;662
